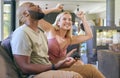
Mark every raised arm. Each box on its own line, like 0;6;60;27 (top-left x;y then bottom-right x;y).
38;4;63;32
70;11;93;45
42;4;63;15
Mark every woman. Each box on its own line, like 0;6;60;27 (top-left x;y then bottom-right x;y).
39;11;93;63
38;11;105;78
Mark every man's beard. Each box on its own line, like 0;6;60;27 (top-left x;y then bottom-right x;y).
28;10;45;20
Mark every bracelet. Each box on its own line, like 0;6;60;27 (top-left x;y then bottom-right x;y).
52;64;56;70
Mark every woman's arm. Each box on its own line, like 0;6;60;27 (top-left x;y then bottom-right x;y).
42;4;63;15
66;48;77;57
71;11;93;45
38;4;63;32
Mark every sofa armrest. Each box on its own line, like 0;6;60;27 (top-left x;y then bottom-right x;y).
97;50;120;78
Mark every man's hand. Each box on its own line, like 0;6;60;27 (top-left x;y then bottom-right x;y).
55;57;76;69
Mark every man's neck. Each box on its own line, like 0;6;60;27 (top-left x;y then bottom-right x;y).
25;21;39;32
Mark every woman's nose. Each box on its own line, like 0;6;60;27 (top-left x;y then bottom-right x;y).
66;20;71;23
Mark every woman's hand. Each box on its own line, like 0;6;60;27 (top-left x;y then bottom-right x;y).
76;11;86;20
42;3;63;15
66;48;77;57
54;3;63;12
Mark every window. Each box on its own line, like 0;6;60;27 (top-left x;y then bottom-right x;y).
3;0;16;39
3;4;11;39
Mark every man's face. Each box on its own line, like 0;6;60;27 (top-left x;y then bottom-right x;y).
28;10;45;20
28;3;45;20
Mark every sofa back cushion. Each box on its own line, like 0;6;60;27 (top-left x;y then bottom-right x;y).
0;46;23;78
98;50;120;78
0;35;23;78
1;35;13;59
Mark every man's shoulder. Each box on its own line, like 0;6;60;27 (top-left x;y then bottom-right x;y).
14;24;26;32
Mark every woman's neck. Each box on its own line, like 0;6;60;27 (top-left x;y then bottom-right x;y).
58;29;67;38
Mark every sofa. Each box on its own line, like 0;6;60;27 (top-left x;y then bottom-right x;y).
0;42;23;78
0;35;24;78
97;44;120;78
0;36;82;78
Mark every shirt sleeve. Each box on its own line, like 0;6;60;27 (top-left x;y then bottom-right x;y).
11;29;32;56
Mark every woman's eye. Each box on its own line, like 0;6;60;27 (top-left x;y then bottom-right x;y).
63;18;66;20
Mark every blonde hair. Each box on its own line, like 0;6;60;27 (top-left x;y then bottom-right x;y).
17;2;33;26
53;11;72;38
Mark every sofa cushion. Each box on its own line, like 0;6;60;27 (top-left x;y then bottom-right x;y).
0;46;23;78
98;50;120;78
1;35;13;59
0;35;23;78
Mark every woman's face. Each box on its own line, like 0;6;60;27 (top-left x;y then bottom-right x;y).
58;14;72;31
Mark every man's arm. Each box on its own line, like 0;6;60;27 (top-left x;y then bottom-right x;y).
14;55;75;74
14;55;52;74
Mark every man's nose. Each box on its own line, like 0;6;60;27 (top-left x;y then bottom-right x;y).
36;5;40;8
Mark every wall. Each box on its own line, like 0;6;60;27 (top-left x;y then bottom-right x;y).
0;0;1;40
0;0;3;40
97;0;120;26
85;13;105;26
86;14;98;20
98;12;106;19
115;0;120;26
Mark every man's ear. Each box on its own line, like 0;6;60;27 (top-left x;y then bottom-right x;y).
23;10;29;17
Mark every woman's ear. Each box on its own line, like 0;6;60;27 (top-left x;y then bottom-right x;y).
57;21;60;26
